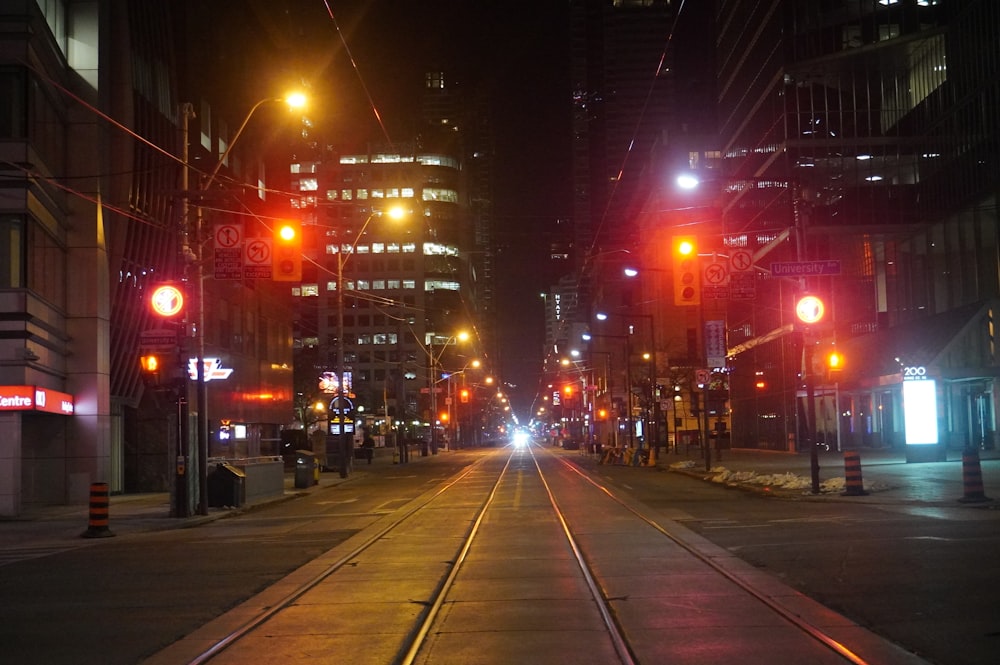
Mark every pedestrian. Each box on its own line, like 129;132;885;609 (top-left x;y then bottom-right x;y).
362;433;375;464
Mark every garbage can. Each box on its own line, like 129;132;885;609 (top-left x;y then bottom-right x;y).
294;450;317;489
208;463;246;508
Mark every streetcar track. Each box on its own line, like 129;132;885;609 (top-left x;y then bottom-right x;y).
553;453;875;665
173;444;900;664
184;456;489;665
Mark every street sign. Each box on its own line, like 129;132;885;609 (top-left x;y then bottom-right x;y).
729;249;753;272
243;238;273;279
140;328;178;352
213;224;242;249
214;247;243;279
770;260;841;276
704;320;727;368
702;260;730;300
729;271;756;300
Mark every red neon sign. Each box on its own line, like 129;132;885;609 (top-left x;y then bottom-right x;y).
0;386;75;414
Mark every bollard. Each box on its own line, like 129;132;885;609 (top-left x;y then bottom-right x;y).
841;451;868;496
958;449;991;503
81;482;115;538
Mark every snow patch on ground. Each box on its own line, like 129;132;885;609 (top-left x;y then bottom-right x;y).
668;460;892;494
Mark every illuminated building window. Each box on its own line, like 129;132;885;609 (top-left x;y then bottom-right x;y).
424;280;459;291
422;188;458;203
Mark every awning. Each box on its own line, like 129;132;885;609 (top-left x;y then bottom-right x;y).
837;300;1000;388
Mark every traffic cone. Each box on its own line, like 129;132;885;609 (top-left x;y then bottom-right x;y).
958;449;991;503
81;482;115;538
841;451;868;496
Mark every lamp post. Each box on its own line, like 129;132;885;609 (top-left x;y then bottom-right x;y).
334;206;407;477
674;172;812;464
598;310;659;454
440;358;479;450
424;331;469;455
582;330;632;448
181;92;305;516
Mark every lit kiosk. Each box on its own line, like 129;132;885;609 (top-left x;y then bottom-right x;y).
902;365;945;463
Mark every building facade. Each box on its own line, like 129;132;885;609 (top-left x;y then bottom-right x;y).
290;146;480;447
0;1;297;516
649;0;1000;454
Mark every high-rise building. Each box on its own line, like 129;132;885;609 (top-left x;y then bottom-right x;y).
652;0;1000;453
291;145;478;444
0;1;302;515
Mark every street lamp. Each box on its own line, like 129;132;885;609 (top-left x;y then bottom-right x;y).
582;330;632;448
334;205;407;477
180;91;305;517
595;311;659;453
424;330;469;455
440;358;480;450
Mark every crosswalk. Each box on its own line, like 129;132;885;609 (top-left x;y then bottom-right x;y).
0;545;78;567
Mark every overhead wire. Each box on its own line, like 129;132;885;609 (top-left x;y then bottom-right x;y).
534;0;691;417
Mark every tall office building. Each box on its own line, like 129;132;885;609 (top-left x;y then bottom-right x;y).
291;144;477;442
0;1;301;515
663;0;1000;452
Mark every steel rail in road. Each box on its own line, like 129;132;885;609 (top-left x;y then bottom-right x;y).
554;455;874;665
166;442;909;665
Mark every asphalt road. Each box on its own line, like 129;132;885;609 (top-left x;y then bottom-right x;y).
3;452;998;665
586;461;1000;665
0;457;472;665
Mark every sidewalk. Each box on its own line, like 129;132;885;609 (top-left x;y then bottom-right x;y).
0;449;414;551
650;444;1000;504
4;445;997;554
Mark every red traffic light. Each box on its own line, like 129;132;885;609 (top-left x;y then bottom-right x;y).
795;295;825;324
273;221;303;282
459;388;470;403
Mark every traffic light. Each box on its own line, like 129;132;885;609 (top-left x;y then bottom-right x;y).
140;354;160;374
794;294;825;326
459;388;470;404
273;221;302;281
826;350;844;381
596;407;608;421
672;236;700;306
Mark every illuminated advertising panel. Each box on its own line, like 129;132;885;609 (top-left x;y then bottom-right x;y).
902;367;938;445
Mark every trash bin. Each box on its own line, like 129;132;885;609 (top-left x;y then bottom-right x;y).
208;463;246;508
294;450;317;489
